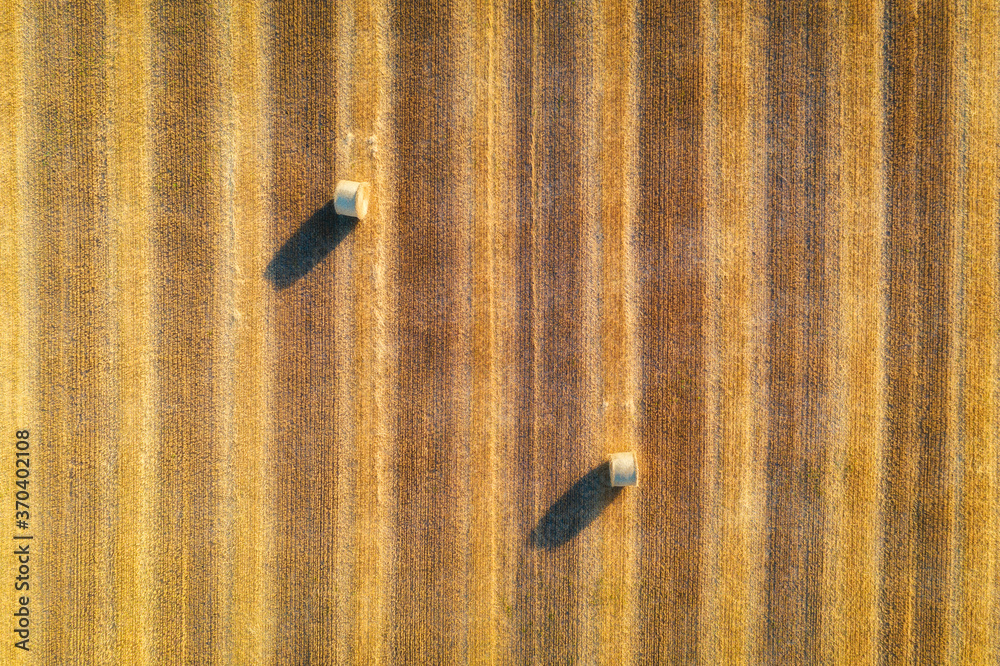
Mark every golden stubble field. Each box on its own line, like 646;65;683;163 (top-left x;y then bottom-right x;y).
1;0;999;663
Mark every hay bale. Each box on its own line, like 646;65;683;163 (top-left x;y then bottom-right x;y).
609;452;637;487
334;180;371;219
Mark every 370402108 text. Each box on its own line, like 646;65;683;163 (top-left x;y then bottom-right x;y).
13;429;33;652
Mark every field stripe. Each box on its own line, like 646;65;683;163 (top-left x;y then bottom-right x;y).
107;0;156;662
575;0;603;658
881;0;959;661
511;2;540;659
702;0;768;661
880;0;919;657
913;0;959;654
0;2;31;660
390;1;475;661
84;7;116;655
214;9;235;664
148;0;227;659
0;0;25;452
486;0;536;658
957;0;998;660
469;0;502;661
332;0;360;660
346;0;395;661
596;0;639;664
22;2;64;654
26;0;115;659
699;0;721;659
266;1;344;661
763;1;838;662
0;0;22;426
825;0;886;662
497;0;537;661
229;0;275;661
636;0;706;661
523;0;601;660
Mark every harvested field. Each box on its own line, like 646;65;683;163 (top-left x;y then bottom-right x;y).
2;0;999;663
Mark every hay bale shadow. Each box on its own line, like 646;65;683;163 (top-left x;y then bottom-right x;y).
265;200;357;289
530;461;623;550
